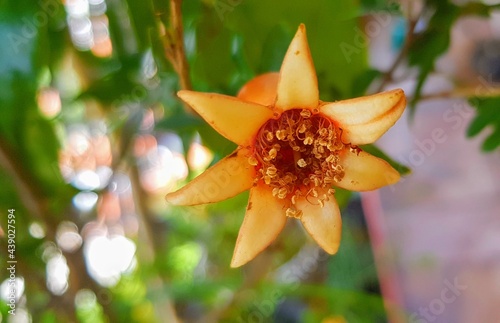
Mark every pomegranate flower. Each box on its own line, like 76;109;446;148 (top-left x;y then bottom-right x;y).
166;24;406;267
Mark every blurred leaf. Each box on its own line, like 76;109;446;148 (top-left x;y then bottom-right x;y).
460;2;500;16
156;113;205;131
350;68;382;97
408;1;459;113
335;188;353;210
0;1;73;215
77;55;145;105
361;144;411;175
224;0;368;99
282;283;385;321
467;96;500;151
124;0;155;52
190;6;237;92
408;0;500;115
327;218;377;291
257;24;290;73
360;0;402;12
0;4;44;142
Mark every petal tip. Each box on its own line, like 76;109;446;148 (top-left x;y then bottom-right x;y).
322;242;340;255
164;190;186;206
230;254;246;268
177;89;190;98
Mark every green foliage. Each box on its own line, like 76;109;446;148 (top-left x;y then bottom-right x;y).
467;97;500;151
408;0;500;118
408;0;460;113
3;0;496;321
362;144;411;176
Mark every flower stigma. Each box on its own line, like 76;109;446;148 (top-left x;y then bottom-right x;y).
250;109;358;218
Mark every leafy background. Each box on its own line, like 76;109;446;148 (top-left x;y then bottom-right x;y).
0;0;499;322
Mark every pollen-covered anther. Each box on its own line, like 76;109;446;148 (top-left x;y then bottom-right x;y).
248;156;258;166
303;134;314;145
266;166;277;177
277;187;288;199
276;130;287;140
300;109;311;118
268;148;278;160
325;154;336;163
253;108;352;209
286;207;303;218
297;158;307;168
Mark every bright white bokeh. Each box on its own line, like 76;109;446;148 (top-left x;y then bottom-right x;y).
84;234;136;287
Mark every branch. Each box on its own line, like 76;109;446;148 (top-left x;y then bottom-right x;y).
372;8;421;94
417;85;500;101
0;137;55;236
170;0;192;91
162;0;192;91
129;163;182;322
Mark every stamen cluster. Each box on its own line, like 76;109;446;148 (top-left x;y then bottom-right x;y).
250;109;349;218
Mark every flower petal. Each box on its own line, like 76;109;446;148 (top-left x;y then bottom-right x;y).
275;24;319;112
320;89;406;145
166;148;255;206
178;91;274;146
335;149;400;191
237;72;279;106
231;184;287;267
297;193;342;254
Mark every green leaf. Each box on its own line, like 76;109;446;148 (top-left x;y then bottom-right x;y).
156;113;205;131
467;96;500;152
77;55;145;105
482;129;500;152
408;1;460;113
0;2;74;217
460;2;500;17
221;0;369;98
124;0;155;52
189;6;237;92
361;144;411;175
350;68;382;97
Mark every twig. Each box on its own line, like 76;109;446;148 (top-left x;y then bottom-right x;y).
163;0;192;91
417;85;500;101
0;136;120;321
129;163;182;323
0;138;55;236
170;0;192;91
373;8;421;94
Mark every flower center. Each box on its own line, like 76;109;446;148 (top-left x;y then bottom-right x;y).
249;109;354;218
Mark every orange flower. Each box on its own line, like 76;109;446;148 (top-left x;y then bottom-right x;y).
166;24;406;267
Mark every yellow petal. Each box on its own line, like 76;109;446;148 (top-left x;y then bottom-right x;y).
231;184;287;267
320;89;406;145
237;72;279;106
166;148;254;206
275;24;319;112
335;149;400;191
178;91;274;146
297;192;342;254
